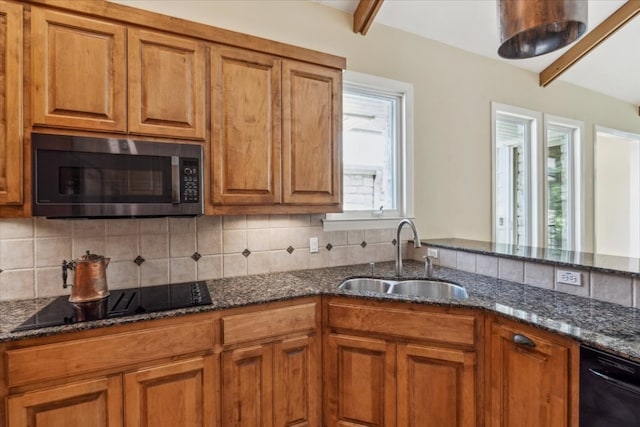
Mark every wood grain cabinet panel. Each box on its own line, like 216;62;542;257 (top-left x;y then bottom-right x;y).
325;334;396;427
7;376;123;427
488;318;577;427
124;356;215;427
0;0;23;205
31;8;126;132
128;28;206;139
222;344;273;427
211;47;281;205
397;344;476;427
282;61;341;207
273;335;320;427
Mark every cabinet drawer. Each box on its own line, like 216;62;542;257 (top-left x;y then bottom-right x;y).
222;302;317;346
6;320;215;388
328;303;476;346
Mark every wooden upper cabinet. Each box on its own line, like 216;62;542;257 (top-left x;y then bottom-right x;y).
31;8;126;132
8;376;123;427
211;47;281;205
128;28;206;140
282;61;341;207
488;318;577;427
0;1;23;205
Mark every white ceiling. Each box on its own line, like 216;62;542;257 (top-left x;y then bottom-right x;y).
316;0;639;106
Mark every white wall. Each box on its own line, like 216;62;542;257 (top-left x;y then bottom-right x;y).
112;0;640;251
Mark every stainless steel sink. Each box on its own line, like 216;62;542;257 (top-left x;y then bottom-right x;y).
338;277;468;300
388;280;468;299
338;278;394;293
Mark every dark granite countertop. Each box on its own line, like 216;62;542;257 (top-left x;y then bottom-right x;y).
1;261;640;361
423;238;640;277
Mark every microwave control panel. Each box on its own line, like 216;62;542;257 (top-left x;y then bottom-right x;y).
181;158;200;203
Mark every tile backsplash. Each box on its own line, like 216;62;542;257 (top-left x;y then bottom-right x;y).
412;246;640;309
0;215;401;301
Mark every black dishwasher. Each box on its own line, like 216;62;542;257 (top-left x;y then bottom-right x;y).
580;345;640;426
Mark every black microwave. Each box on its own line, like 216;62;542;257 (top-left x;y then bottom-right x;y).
32;133;203;218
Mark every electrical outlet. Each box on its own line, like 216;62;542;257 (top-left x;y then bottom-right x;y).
556;269;582;286
427;248;439;258
309;237;319;253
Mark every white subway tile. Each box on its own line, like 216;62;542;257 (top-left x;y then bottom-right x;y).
498;258;524;283
34;218;71;238
456;252;476;273
222;215;246;230
140;259;169;286
591;272;633;306
476;255;498;277
35;237;72;268
139;217;168;234
524;262;554;289
197;229;222;255
247;229;270;252
106;219;138;236
107;261;139;289
169;217;196;234
223;229;247;254
106;235;138;262
170;258;197;283
197;255;223;280
140;234;169;259
170;233;196;258
248;251;272;275
0;269;35;300
223;254;247;277
0;239;34;269
0;218;34;239
35;267;66;297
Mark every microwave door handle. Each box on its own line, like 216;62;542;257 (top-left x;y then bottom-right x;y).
171;156;180;204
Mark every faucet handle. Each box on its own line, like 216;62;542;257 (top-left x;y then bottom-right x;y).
369;262;375;276
423;255;432;277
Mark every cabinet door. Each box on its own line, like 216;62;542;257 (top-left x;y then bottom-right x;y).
211;47;281;205
222;344;273;427
0;0;22;205
397;343;476;427
128;28;206;139
325;334;396;427
31;9;126;132
124;356;215;427
273;335;320;427
7;376;123;427
489;322;572;427
282;61;341;207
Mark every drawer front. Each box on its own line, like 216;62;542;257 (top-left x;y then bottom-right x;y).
6;320;215;388
222;302;317;346
328;303;476;346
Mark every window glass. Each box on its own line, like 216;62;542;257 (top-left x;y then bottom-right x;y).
546;124;573;250
343;88;399;212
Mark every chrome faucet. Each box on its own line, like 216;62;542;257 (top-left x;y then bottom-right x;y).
395;219;422;276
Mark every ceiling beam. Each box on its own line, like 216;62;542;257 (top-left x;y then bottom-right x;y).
353;0;384;35
540;0;640;87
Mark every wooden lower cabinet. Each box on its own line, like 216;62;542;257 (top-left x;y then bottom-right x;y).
324;298;481;427
487;316;578;427
222;334;320;427
8;375;123;427
397;344;476;427
124;356;215;427
325;334;396;427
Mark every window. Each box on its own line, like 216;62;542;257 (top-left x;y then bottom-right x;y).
492;104;540;247
544;116;582;251
492;103;582;250
325;71;413;230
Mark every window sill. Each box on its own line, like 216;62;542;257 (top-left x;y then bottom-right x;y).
322;217;414;232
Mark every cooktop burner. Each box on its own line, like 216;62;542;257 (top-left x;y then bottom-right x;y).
13;281;212;332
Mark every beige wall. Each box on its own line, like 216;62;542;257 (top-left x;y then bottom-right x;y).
112;0;640;252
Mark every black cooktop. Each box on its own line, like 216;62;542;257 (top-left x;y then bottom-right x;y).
13;281;212;332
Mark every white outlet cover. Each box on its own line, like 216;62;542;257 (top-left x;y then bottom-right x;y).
309;237;319;253
427;248;439;258
556;269;582;286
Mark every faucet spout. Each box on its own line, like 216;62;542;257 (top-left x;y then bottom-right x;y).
395;219;421;276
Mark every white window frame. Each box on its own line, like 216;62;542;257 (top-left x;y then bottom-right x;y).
324;71;414;231
543;114;584;251
491;102;542;247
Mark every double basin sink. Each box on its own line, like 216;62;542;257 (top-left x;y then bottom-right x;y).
338;277;469;300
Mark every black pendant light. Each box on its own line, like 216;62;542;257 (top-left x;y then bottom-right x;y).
498;0;588;59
